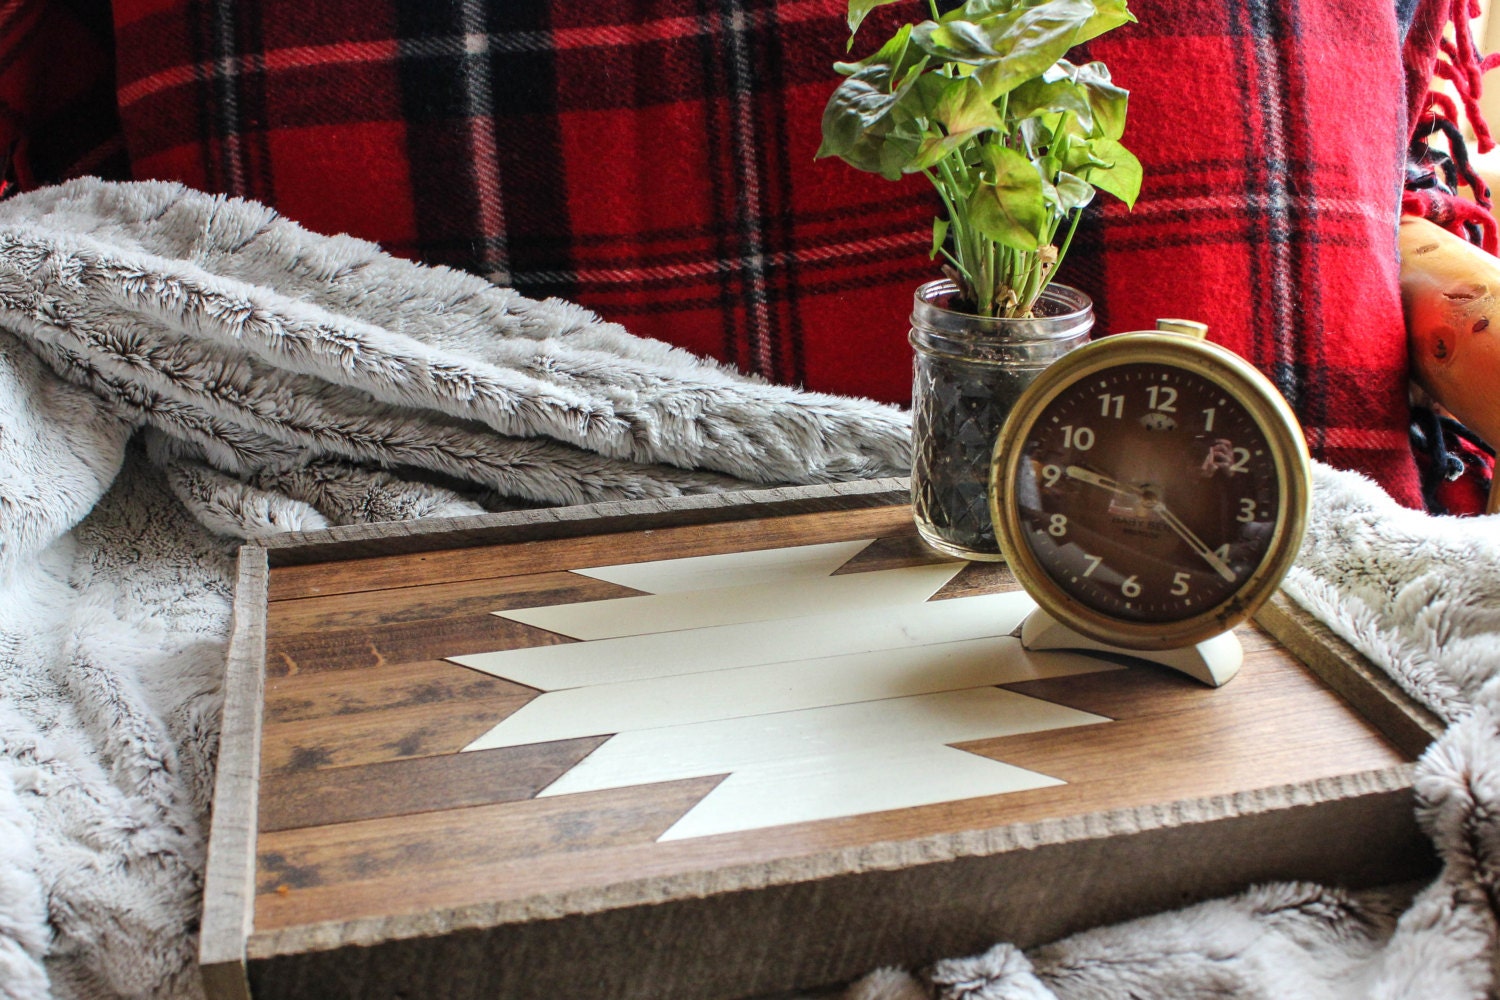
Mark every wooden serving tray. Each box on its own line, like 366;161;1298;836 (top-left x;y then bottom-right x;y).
200;479;1443;1000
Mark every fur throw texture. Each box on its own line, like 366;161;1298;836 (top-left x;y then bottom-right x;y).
0;179;1495;1000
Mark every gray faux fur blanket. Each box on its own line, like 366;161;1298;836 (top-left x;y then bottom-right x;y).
0;178;1494;1000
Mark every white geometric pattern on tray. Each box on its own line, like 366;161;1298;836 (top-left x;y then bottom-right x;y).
449;541;1119;841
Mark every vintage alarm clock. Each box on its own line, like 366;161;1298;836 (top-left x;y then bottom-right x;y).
987;319;1312;686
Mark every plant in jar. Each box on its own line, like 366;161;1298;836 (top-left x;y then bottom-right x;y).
817;0;1143;558
817;0;1142;318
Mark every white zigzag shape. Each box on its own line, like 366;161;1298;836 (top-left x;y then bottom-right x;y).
450;540;1119;841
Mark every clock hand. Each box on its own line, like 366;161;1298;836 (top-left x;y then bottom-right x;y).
1065;466;1236;583
1151;503;1237;583
1064;465;1143;497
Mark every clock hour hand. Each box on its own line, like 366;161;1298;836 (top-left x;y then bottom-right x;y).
1152;504;1237;583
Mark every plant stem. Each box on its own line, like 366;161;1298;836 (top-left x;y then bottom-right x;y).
933;155;989;311
1035;210;1084;303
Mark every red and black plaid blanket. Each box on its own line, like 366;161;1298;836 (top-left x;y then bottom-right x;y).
4;0;1442;508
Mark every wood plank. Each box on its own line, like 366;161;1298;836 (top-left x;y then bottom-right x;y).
259;479;911;569
258;737;608;832
255;777;725;905
978;642;1404;797
199;547;268;1000
265;602;571;679
496;561;965;641
1255;589;1445;758
268;503;914;601
263;659;534;726
453;591;1040;690
261;687;534;775
264;571;642;638
463;637;1108;754
833;532;951;573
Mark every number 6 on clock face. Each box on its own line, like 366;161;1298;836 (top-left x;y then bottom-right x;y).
989;331;1311;652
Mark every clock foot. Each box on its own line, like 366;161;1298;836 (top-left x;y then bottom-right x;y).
1018;608;1243;687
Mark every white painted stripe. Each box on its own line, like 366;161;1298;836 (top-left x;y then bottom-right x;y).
496;560;966;640
573;538;873;594
452;589;1037;690
462;634;1115;751
540;684;1111;798
657;743;1063;841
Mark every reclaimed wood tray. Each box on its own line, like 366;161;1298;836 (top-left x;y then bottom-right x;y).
200;479;1444;1000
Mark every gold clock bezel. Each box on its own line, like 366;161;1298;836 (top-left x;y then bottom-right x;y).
988;331;1312;651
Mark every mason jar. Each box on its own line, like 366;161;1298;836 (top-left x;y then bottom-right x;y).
909;279;1094;560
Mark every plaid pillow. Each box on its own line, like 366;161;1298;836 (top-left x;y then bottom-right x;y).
110;0;1420;506
112;0;935;405
0;0;127;189
1068;0;1421;507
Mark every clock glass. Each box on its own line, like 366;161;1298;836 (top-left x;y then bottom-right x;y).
1013;360;1280;626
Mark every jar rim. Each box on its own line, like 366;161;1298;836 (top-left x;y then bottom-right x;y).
911;279;1093;342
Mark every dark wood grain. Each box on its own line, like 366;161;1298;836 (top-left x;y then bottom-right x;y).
256;777;726;909
251;639;1408;933
268;502;915;601
258;737;608;832
263;659;534;726
260;479;911;570
251;509;1413;939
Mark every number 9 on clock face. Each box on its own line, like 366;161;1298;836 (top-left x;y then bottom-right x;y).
989;332;1311;651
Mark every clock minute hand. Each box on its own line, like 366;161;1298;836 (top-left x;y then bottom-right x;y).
1152;503;1237;583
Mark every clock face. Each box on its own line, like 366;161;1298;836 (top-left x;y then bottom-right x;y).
1011;360;1281;626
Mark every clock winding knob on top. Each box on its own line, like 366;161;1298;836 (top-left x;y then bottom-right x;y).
1154;318;1210;339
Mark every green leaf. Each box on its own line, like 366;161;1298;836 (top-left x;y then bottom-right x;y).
1017;116;1059;159
1053;170;1096;211
967;144;1045;250
1077;136;1142;207
846;0;906;41
817;65;897;159
834;23;918;78
816;58;929;172
958;0;1022;20
933;76;1004;134
1073;61;1129;139
931;217;950;259
1058;132;1108;173
910;129;982;171
1074;0;1136;45
912;20;1002;65
972;0;1100;101
1008;75;1093;130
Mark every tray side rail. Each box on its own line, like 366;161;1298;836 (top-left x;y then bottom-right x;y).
199;546;270;1000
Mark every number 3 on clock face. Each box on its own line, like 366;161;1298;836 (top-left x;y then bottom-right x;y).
989;332;1311;652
